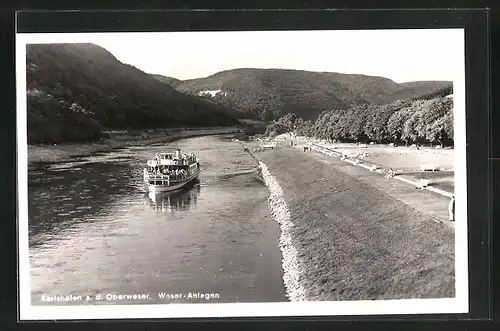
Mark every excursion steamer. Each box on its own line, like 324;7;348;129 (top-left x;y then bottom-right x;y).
144;149;200;193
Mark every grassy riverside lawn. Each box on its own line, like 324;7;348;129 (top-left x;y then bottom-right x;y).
253;145;454;301
306;149;454;226
27;127;241;165
289;138;455;196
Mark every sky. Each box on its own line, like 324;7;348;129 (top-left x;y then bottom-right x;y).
20;29;464;83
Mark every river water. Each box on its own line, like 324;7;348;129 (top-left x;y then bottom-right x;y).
27;135;286;305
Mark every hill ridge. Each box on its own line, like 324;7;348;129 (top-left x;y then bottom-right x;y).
26;43;241;144
154;68;451;121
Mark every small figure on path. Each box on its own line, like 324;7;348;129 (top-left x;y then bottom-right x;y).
448;196;455;222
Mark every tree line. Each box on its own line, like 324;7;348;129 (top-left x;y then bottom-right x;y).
265;96;454;147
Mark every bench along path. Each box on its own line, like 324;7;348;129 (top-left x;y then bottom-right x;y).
255;146;455;301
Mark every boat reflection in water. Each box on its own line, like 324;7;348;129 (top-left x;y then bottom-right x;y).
147;179;201;213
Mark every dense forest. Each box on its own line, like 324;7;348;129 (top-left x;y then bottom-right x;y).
168;68;452;122
26;44;241;144
266;96;454;147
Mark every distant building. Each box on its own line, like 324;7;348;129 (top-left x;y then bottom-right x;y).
198;90;227;97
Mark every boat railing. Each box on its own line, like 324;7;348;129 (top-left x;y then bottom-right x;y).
158;159;177;166
148;158;197;167
148;173;193;181
148;174;170;180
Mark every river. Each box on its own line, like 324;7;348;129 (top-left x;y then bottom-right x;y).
27;135;286;305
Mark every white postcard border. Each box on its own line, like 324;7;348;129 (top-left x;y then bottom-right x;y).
16;29;468;321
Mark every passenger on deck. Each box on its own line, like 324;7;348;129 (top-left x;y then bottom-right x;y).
449;196;455;221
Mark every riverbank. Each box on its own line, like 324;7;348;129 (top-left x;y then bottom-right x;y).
253;145;455;301
28;127;241;165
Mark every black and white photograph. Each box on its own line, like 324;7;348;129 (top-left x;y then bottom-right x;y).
17;29;468;320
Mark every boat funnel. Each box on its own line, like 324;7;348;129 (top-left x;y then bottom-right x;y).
175;149;181;159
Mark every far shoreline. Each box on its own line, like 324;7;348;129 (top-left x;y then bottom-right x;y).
27;127;242;166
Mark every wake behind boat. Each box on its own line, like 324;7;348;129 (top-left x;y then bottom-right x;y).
144;148;201;193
